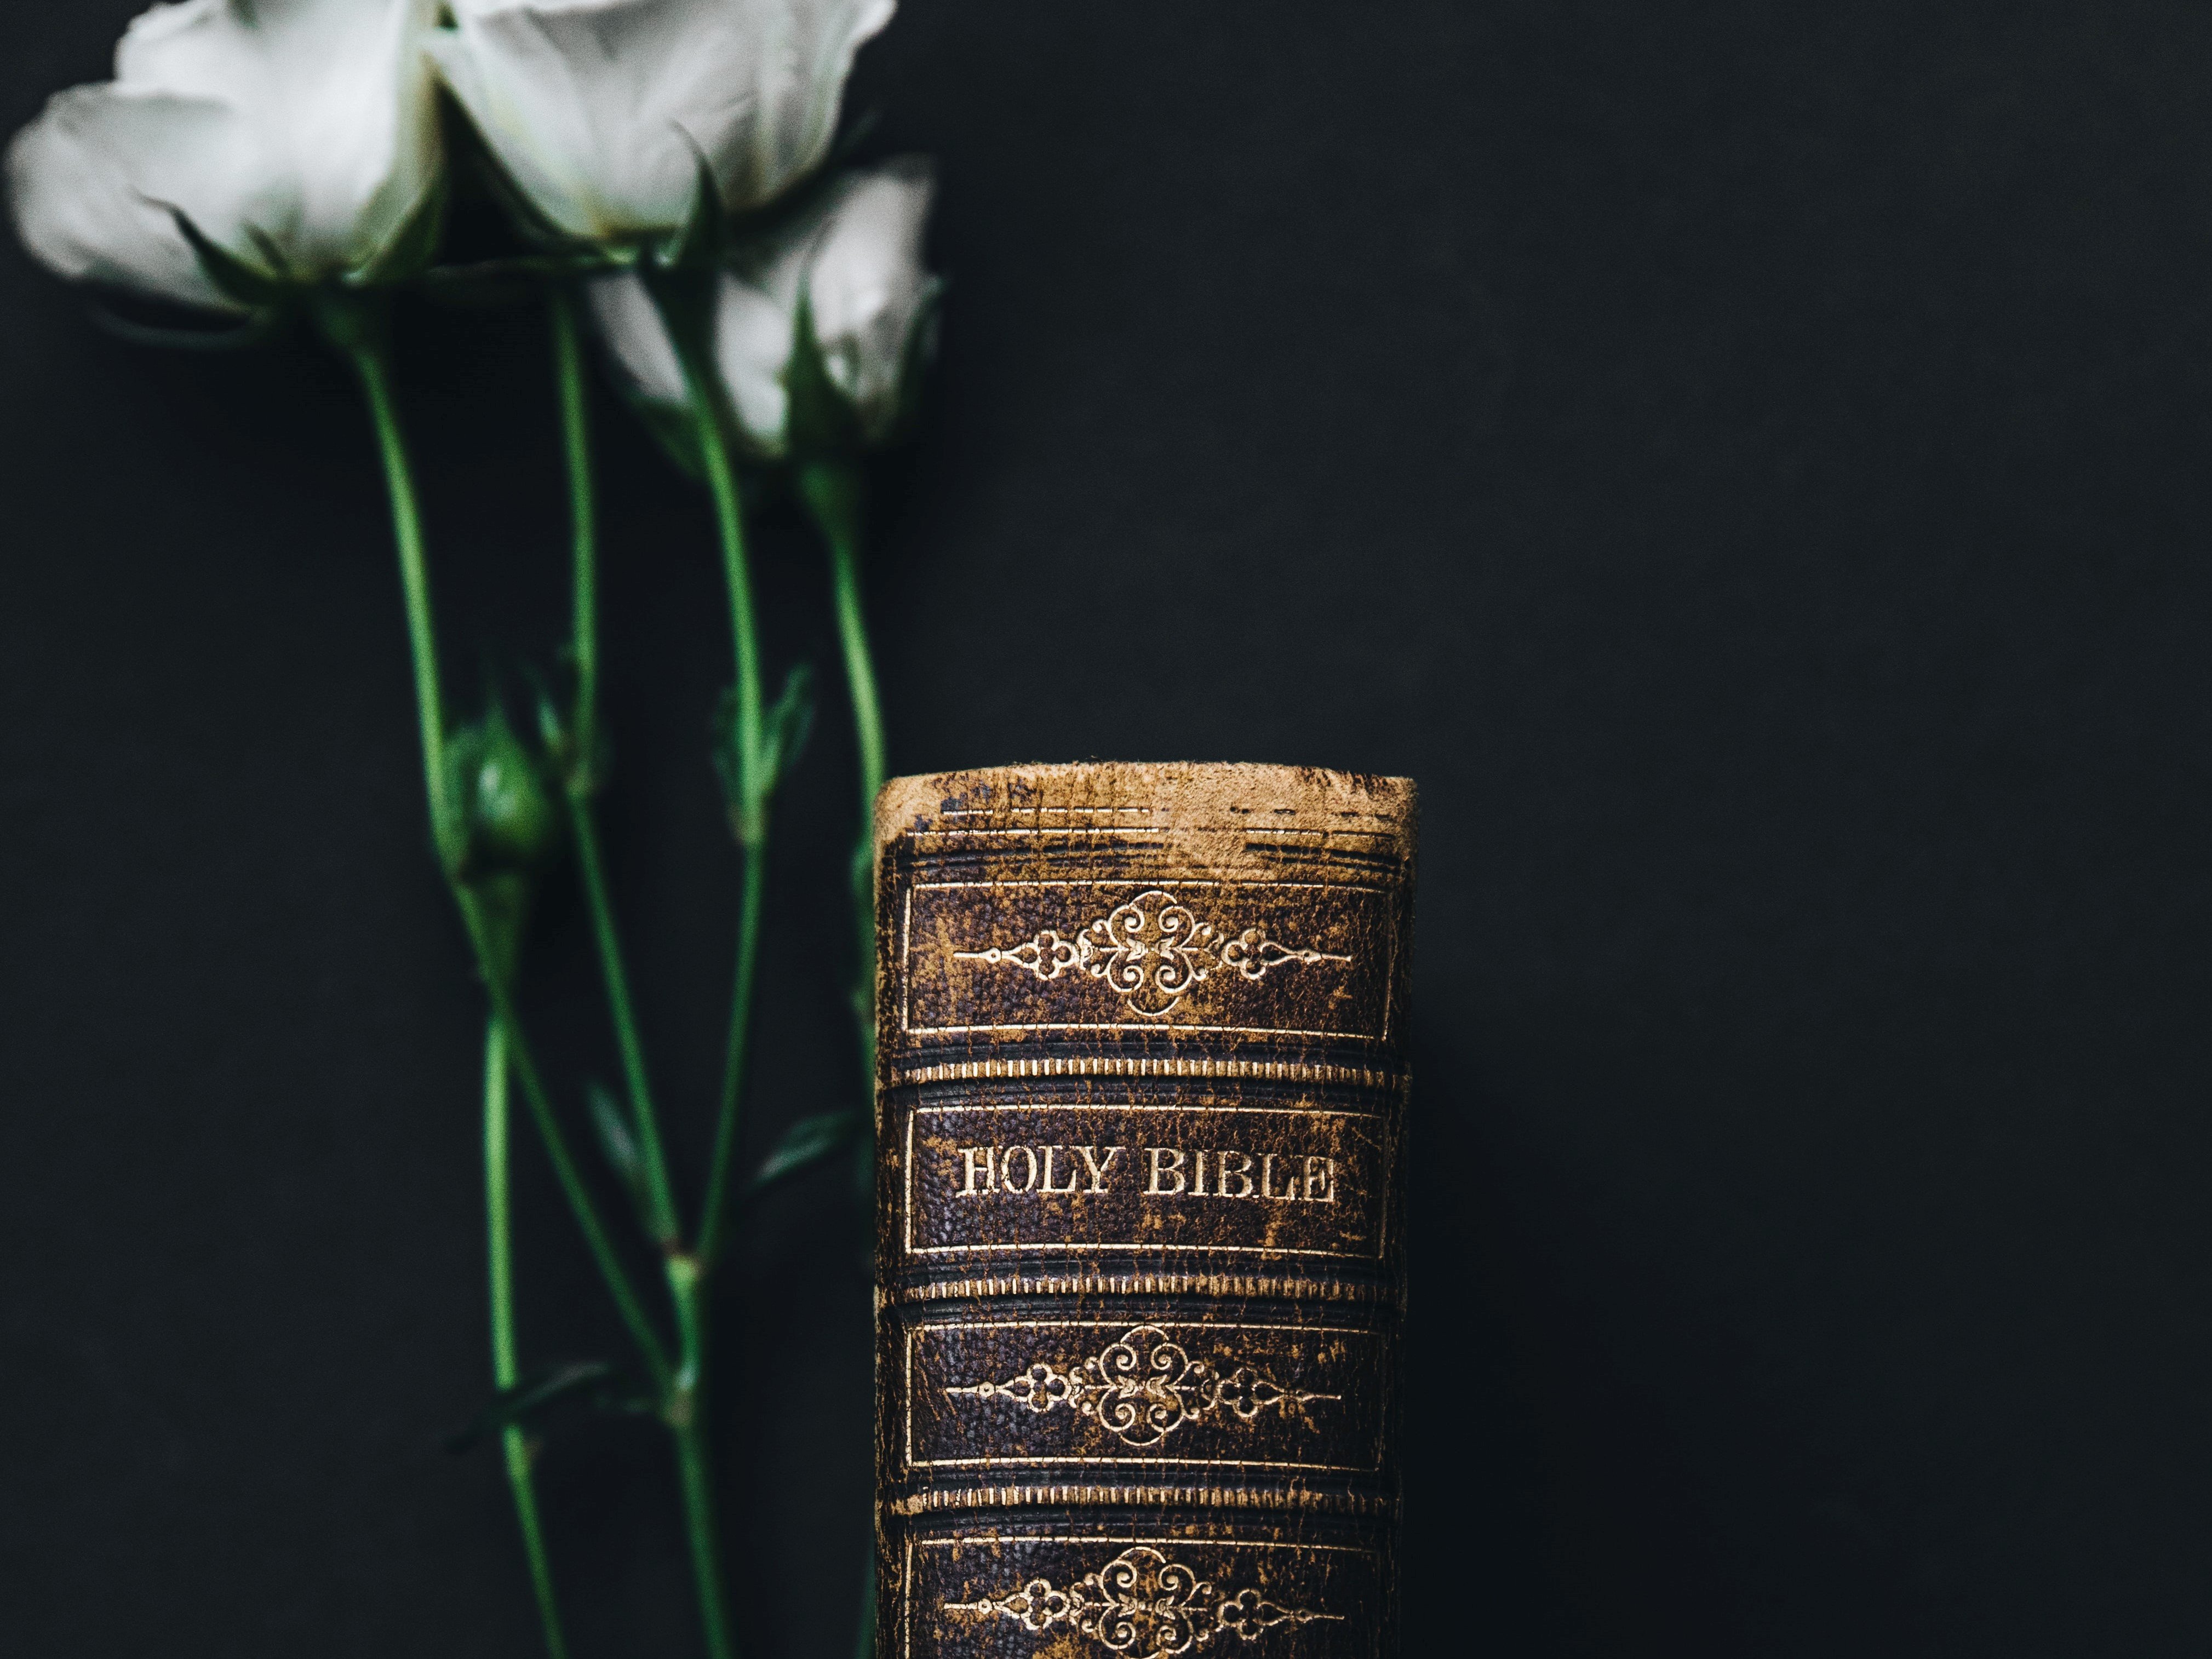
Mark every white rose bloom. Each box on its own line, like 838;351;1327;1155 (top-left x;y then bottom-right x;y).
587;159;937;454
429;0;896;244
6;0;443;311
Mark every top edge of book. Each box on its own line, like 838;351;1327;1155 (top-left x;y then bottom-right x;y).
874;761;1417;862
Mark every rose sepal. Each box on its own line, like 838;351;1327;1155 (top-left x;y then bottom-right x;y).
354;174;451;288
163;206;288;311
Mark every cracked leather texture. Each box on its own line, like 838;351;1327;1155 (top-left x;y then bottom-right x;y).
874;764;1416;1659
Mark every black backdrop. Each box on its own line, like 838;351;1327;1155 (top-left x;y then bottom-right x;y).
4;1;2210;1654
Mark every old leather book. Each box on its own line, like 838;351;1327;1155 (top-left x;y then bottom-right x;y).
873;762;1416;1659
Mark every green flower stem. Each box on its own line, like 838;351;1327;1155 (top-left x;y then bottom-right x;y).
667;1251;732;1659
660;316;768;1272
676;332;755;1659
641;277;757;1659
554;289;737;1659
455;859;675;1391
799;463;885;810
485;1019;570;1659
568;801;682;1242
795;458;884;1659
348;332;455;858
551;290;684;1250
555;291;743;1659
701;842;767;1264
345;333;673;1394
798;462;882;1090
672;1417;735;1659
552;290;599;779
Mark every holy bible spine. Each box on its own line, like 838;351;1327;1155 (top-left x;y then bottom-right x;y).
873;762;1416;1659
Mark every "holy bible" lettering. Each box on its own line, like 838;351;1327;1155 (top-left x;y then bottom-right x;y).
950;1143;1341;1203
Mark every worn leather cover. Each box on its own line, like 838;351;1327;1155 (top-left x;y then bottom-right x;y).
873;762;1416;1659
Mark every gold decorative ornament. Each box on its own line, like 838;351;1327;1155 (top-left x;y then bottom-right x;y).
942;1545;1340;1656
946;1324;1337;1448
953;889;1350;1017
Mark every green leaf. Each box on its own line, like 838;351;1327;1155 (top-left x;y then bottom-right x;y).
761;662;817;796
444;1360;641;1454
586;1081;641;1188
354;174;449;287
637;261;758;475
709;689;740;810
750;1110;861;1196
657;142;727;272
516;659;599;797
163;206;284;309
529;671;569;770
586;1081;665;1240
783;286;862;458
241;222;293;283
711;662;816;820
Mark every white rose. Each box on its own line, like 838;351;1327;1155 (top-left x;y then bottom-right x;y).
586;159;937;454
6;0;443;311
429;0;896;245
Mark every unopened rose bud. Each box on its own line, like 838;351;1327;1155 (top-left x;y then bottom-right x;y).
585;159;939;461
446;702;563;881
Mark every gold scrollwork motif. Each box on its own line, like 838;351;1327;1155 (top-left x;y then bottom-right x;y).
952;889;1351;1017
946;1325;1338;1448
942;1546;1341;1657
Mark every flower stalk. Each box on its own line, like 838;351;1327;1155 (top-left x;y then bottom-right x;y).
555;289;600;786
484;1019;570;1659
796;458;886;1659
549;286;741;1659
339;312;677;1398
638;281;767;1659
646;274;772;1272
343;314;457;862
668;1254;735;1659
798;460;882;1095
551;289;683;1250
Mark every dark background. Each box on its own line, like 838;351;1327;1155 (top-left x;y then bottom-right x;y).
4;0;2209;1653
